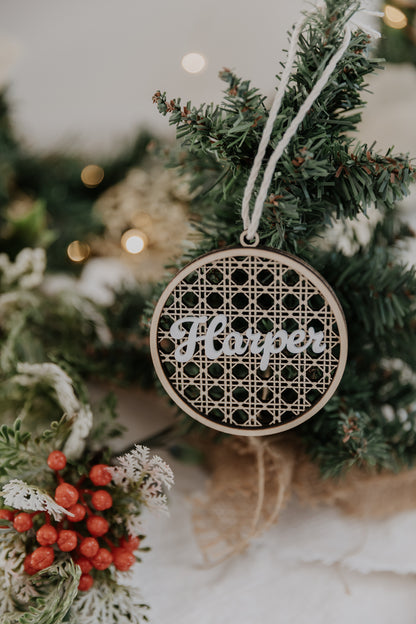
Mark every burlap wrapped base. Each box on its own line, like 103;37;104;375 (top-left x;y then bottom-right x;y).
192;436;416;564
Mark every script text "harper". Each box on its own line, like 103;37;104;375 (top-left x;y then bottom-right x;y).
169;314;326;371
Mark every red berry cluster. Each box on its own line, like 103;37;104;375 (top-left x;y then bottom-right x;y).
0;451;140;592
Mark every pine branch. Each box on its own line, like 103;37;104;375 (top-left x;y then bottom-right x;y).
301;405;393;478
153;0;415;255
324;247;416;342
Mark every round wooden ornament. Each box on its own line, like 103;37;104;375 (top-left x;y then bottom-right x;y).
150;243;348;436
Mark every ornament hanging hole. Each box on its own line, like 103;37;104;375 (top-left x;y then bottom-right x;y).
240;231;260;248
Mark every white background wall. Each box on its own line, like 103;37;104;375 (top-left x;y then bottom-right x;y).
1;0;306;155
3;1;414;157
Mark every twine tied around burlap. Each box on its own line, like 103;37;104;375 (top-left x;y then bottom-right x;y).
192;436;416;565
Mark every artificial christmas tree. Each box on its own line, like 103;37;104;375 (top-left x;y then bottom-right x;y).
149;0;416;561
153;0;416;477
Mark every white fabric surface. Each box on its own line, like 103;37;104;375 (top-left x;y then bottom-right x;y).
92;386;416;624
136;459;416;624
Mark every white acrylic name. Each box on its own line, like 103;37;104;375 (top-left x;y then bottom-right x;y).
170;315;326;371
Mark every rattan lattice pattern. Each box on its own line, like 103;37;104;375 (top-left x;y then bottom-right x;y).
151;247;347;435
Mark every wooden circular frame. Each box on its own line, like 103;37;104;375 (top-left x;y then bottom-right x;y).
150;246;348;436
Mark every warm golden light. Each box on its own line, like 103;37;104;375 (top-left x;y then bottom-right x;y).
383;4;408;29
67;240;90;263
181;52;206;74
81;164;104;188
121;229;147;254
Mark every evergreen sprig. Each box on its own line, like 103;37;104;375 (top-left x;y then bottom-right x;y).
0;421;32;482
0;418;73;486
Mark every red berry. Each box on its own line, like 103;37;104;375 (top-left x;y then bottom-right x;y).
75;557;93;574
13;512;33;532
119;535;140;552
79;537;99;558
91;490;113;511
91;548;113;570
0;509;14;522
47;450;67;471
112;547;135;571
78;573;94;592
89;464;112;486
24;554;37;576
31;546;54;571
67;503;86;522
55;483;79;509
57;529;78;552
36;524;58;546
86;515;109;537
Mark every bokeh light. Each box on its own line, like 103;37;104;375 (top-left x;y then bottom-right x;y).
121;229;147;254
383;5;408;29
181;52;206;74
81;164;104;188
67;240;90;263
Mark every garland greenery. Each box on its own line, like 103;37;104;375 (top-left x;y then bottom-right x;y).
0;249;174;623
